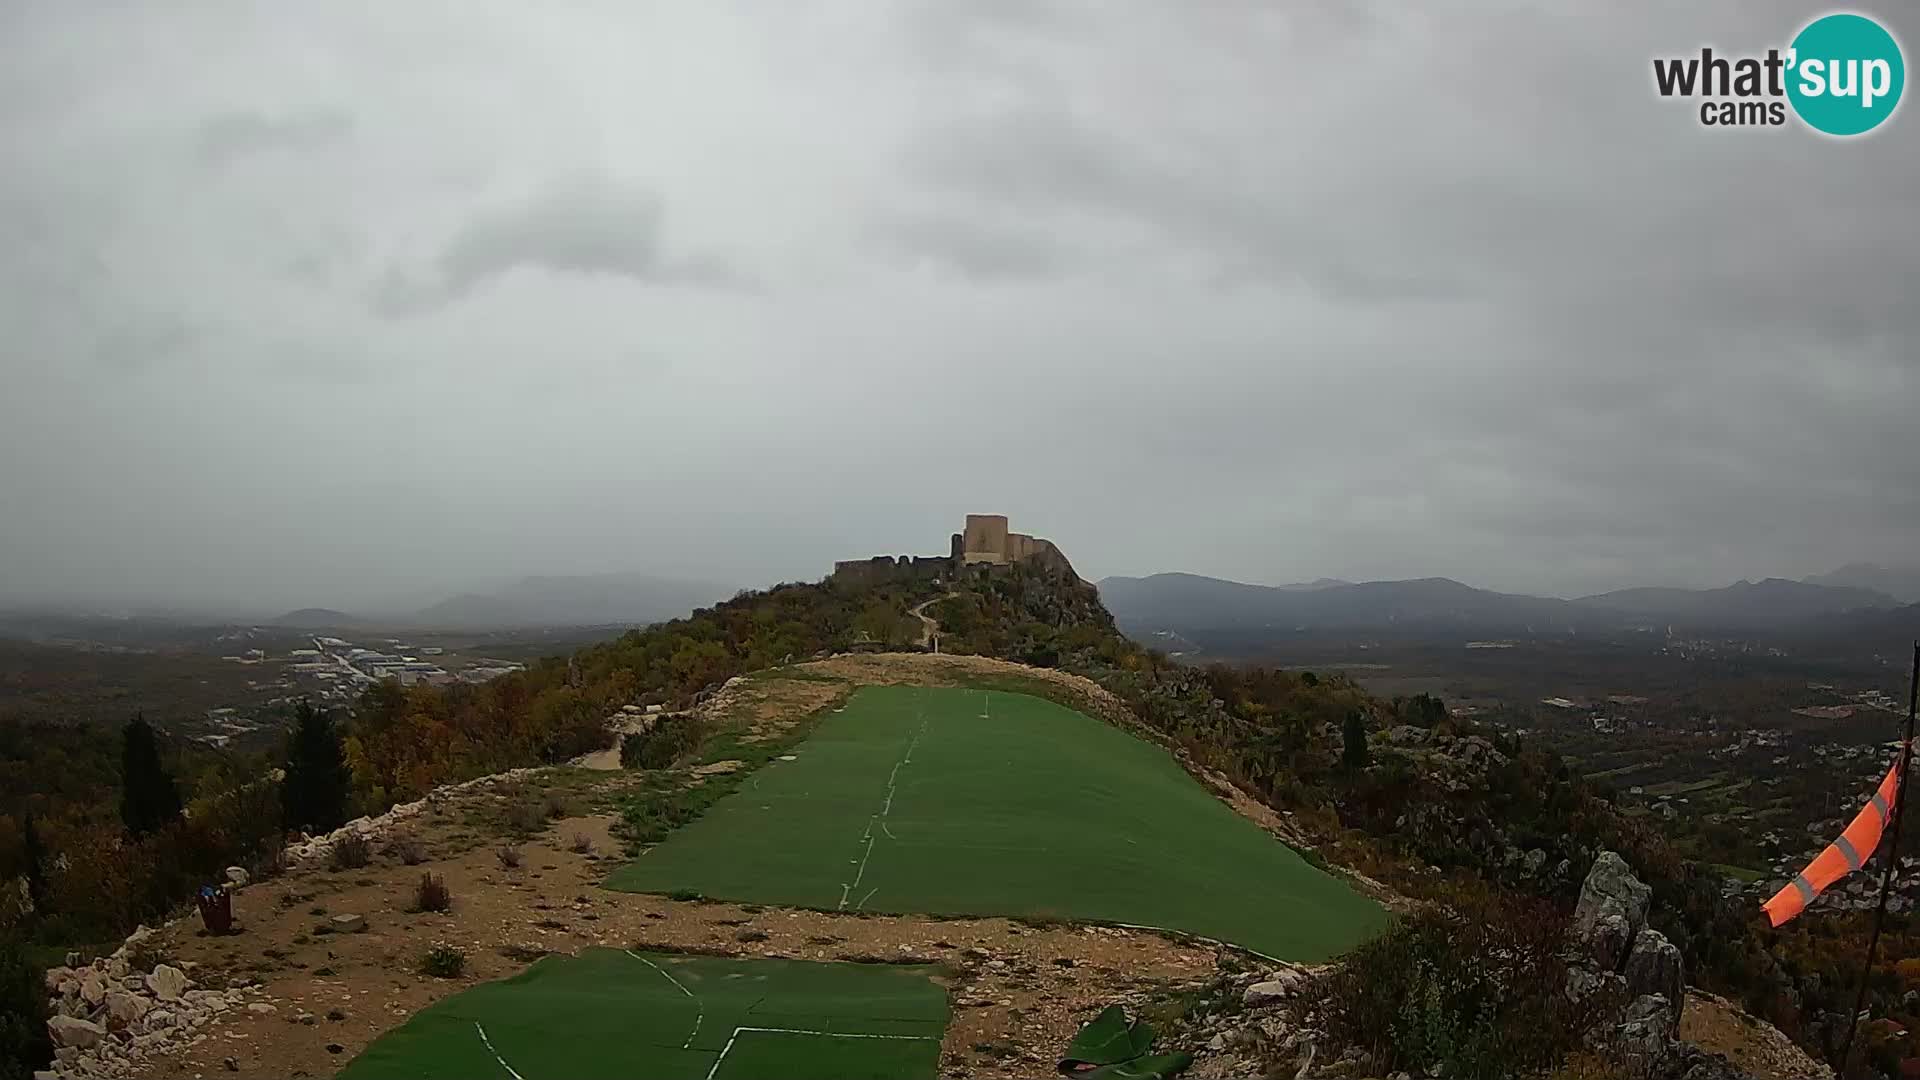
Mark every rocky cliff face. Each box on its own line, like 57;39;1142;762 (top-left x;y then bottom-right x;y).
1568;851;1688;1058
1565;851;1811;1080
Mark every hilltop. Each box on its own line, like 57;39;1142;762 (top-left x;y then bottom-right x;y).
4;518;1873;1079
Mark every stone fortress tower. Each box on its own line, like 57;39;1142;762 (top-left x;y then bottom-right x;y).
832;514;1079;587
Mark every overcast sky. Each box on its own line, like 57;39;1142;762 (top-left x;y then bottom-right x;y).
2;1;1916;615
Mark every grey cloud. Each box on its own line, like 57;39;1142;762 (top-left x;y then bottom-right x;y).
870;214;1071;280
196;108;354;164
372;176;744;316
90;313;195;372
1;2;1917;614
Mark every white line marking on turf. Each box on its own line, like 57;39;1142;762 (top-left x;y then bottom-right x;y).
848;833;877;894
626;950;704;1049
837;702;930;909
856;886;879;910
702;1026;936;1080
474;1021;526;1080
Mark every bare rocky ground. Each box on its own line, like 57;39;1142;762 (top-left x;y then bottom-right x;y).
54;795;1230;1079
37;652;1824;1080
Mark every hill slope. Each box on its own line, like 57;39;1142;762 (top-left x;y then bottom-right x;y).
410;573;733;629
269;607;369;629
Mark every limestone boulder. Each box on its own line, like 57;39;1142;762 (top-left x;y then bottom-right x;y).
1520;848;1547;878
1243;979;1296;1006
146;964;190;1002
103;992;149;1030
1624;929;1685;1025
1614;994;1677;1071
1573;851;1652;945
1588;912;1634;973
47;1015;105;1050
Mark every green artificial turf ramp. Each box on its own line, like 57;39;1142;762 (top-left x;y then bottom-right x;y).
607;685;1386;961
335;948;948;1080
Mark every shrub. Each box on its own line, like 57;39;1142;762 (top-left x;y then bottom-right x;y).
418;944;466;979
249;843;290;883
411;873;451;914
1313;889;1612;1080
0;931;52;1080
328;834;370;872
496;845;522;870
621;719;709;770
568;833;594;855
503;799;544;836
542;791;570;820
386;836;426;866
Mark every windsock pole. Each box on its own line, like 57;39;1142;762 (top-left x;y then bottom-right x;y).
1836;641;1920;1073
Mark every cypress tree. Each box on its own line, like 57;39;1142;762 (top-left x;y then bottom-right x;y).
119;713;182;838
0;930;53;1079
1342;710;1371;770
281;701;351;835
20;812;47;916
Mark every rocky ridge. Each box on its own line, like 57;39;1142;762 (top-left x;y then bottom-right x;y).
37;927;273;1080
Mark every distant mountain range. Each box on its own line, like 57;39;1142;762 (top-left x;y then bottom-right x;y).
1801;563;1920;604
1575;579;1898;622
271;573;735;631
1096;569;1914;641
1097;573;1583;635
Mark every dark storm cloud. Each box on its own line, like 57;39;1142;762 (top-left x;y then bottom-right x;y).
371;175;743;316
0;1;1915;614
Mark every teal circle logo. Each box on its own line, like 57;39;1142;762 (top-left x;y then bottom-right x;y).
1787;13;1904;136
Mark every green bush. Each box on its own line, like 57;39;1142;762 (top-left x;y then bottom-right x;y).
418;943;466;979
621;718;709;771
1314;888;1613;1080
0;932;51;1080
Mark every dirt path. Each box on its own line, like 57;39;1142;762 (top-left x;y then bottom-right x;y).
908;593;954;649
573;716;646;771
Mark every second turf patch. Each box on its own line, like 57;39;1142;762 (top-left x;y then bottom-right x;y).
607;685;1386;962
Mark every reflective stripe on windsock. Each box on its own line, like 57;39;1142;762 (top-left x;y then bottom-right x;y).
1764;757;1902;927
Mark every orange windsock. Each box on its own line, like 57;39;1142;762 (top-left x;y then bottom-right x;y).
1764;756;1903;928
